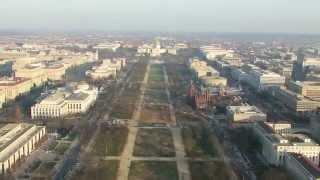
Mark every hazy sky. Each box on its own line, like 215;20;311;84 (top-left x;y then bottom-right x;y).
0;0;319;33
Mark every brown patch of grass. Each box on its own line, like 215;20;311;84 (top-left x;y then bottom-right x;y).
92;126;128;156
71;160;119;180
134;128;175;157
140;104;171;124
189;161;234;180
129;161;178;180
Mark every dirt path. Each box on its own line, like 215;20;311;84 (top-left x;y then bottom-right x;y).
163;66;191;180
85;66;133;154
116;62;151;180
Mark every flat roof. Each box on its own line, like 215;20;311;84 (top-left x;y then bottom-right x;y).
256;121;274;134
227;105;264;114
0;77;30;86
0;123;33;152
66;92;89;101
293;81;320;87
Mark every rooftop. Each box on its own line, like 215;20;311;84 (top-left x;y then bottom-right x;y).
0;123;33;152
0;123;44;162
256;121;274;134
66;92;89;101
293;81;320;87
0;76;30;86
227;105;265;115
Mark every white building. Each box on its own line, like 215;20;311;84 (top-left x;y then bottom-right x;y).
137;44;152;55
303;58;320;68
272;87;320;112
174;43;188;50
245;66;285;91
226;105;266;122
189;58;219;78
264;122;292;134
93;43;121;52
137;39;178;57
253;121;320;166
200;45;235;60
200;76;227;87
86;58;126;79
31;82;98;119
0;90;5;108
0;123;46;174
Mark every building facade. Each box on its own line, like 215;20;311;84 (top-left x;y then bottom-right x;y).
288;81;320;100
0;123;46;174
253;122;320;166
0;76;34;102
272;87;320;112
247;69;286;91
86;58;126;80
227;105;266;122
31;83;98;119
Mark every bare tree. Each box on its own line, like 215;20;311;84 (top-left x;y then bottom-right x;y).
14;105;22;122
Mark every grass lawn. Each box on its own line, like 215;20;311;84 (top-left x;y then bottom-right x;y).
182;125;217;158
33;161;56;178
92;126;128;156
48;141;58;151
140;104;171;124
175;112;202;126
134;129;175;157
189;161;234;180
110;101;135;119
54;142;70;155
110;83;141;119
149;64;165;82
144;89;168;104
147;64;166;90
147;81;166;90
71;160;119;180
129;161;178;180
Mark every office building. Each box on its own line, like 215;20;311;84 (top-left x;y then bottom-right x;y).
0;123;46;174
0;76;33;102
0;90;5;108
245;67;285;91
288;81;320;100
200;45;234;60
86;58;126;79
31;82;98;119
189;58;219;78
200;76;227;87
272;87;320;112
93;43;121;52
253;122;320;166
226;105;266;122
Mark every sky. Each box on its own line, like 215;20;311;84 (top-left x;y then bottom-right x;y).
0;0;319;34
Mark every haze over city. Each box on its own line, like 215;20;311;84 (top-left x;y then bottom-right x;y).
0;0;320;33
1;1;320;180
